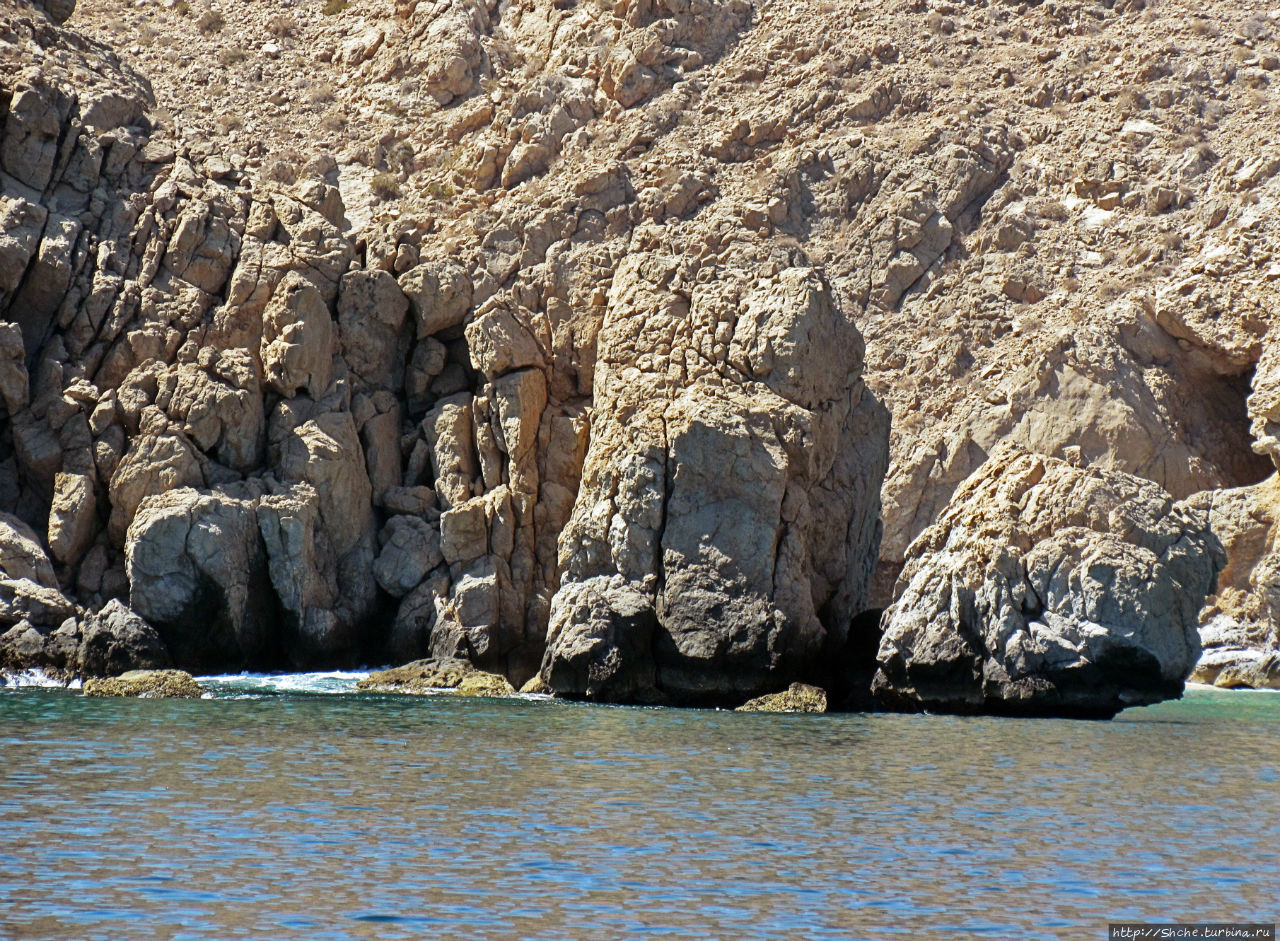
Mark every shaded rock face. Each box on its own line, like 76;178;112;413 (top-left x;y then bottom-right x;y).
542;257;889;705
34;0;76;25
126;486;277;670
874;447;1224;718
76;598;170;677
1;595;169;681
0;510;79;675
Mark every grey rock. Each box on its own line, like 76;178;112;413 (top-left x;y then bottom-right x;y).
77;599;171;677
873;446;1224;718
542;260;888;704
0;512;57;586
374;516;443;598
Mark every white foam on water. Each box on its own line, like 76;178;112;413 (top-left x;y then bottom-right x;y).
196;671;371;696
1;668;81;690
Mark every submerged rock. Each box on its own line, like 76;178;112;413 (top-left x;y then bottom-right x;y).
454;673;517;698
83;669;203;698
735;683;828;714
874;446;1224;718
356;657;515;697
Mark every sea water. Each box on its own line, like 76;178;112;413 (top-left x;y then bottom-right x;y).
1;677;1277;939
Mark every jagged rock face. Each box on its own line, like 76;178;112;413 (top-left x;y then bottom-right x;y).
0;511;56;586
541;256;889;705
8;0;1280;708
0;512;77;660
0;514;170;677
874;447;1223;718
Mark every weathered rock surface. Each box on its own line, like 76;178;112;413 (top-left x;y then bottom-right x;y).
83;668;203;698
126;486;275;670
76;598;170;677
356;657;515;697
0;513;57;587
1;595;170;681
542;257;889;705
736;683;828;714
874;448;1224;717
374;515;443;599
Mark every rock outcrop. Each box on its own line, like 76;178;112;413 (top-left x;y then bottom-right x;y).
736;683;828;714
76;597;170;677
125;485;276;669
356;657;515;697
83;668;202;698
540;257;888;705
1184;477;1280;690
874;448;1224;717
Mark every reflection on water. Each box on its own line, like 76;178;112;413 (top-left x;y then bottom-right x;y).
1;683;1277;939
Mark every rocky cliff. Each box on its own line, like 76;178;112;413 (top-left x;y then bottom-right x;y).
2;0;1278;707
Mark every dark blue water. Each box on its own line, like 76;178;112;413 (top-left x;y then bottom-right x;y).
1;677;1277;939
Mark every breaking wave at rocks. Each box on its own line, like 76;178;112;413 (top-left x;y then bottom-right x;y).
0;667;80;689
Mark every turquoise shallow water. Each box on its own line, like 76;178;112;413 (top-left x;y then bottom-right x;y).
1;678;1277;940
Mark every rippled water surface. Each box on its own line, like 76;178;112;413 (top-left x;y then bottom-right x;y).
1;678;1277;939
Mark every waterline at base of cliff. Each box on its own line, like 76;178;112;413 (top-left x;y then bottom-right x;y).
3;681;1277;938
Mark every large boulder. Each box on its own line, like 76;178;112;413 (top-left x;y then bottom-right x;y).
373;515;443;598
77;599;171;677
541;257;889;705
260;272;334;399
336;268;410;391
260;413;378;663
125;486;276;669
108;432;206;544
0;512;57;587
0;578;75;629
873;446;1225;718
36;0;78;27
398;260;471;339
